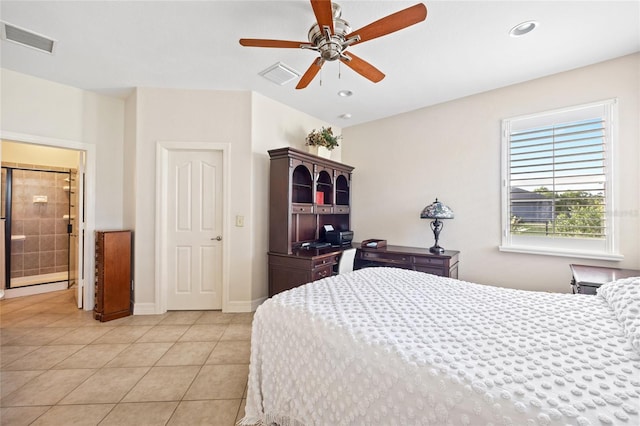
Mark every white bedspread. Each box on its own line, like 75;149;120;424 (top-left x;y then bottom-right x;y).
241;268;640;426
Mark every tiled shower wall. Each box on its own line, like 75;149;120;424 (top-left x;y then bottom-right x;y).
4;164;72;279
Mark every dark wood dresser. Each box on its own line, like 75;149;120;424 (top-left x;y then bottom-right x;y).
94;230;132;322
570;264;640;295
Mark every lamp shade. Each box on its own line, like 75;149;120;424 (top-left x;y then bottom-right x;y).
420;198;454;220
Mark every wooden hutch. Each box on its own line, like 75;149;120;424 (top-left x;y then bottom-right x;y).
268;147;354;296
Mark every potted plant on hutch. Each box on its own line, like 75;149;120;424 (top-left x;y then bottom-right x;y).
305;127;341;159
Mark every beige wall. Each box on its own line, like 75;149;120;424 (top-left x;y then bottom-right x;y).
127;87;253;307
0;69;125;229
127;88;339;310
1;68;125;309
2;69;340;310
123;91;137;232
343;53;640;292
1;68;341;312
250;92;340;302
7;53;634;307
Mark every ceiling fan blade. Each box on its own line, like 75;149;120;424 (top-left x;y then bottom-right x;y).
340;52;385;83
348;3;427;46
239;39;309;48
311;0;334;34
296;58;325;89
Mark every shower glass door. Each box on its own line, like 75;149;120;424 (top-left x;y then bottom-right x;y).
4;167;71;288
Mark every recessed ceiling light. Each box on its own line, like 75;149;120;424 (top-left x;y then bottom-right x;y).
339;113;352;119
338;90;353;97
509;21;539;37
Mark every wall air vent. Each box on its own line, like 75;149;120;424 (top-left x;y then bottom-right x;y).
1;22;56;54
259;62;300;86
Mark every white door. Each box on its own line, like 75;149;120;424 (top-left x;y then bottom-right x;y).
166;149;223;310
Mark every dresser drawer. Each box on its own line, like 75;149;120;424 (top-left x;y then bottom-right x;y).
314;205;333;214
313;265;333;281
312;254;339;268
414;266;446;276
292;203;313;214
413;256;446;266
334;206;350;214
361;251;411;264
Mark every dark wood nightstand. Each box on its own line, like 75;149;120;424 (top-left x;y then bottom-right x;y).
570;264;640;295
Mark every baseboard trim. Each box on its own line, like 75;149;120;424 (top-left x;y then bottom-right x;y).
226;296;267;313
132;297;268;315
133;302;158;315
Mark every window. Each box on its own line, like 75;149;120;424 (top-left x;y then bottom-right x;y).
500;99;621;260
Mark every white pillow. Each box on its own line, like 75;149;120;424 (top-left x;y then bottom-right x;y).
598;276;640;353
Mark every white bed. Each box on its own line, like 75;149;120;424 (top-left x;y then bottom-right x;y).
241;267;640;426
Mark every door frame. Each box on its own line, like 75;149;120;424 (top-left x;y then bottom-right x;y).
155;141;230;313
0;131;96;310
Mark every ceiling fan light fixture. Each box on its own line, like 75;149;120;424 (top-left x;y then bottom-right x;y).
307;15;352;62
338;90;353;97
240;1;428;89
259;62;301;85
509;20;538;37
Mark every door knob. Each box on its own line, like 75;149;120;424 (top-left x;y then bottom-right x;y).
212;236;222;241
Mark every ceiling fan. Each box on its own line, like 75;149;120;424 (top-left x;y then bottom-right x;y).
239;0;427;89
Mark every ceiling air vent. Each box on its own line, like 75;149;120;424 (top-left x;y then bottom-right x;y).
259;62;300;86
1;22;56;54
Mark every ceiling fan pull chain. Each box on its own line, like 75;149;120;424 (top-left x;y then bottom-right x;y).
339;61;341;80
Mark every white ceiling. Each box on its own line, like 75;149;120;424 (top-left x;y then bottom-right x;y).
1;1;639;127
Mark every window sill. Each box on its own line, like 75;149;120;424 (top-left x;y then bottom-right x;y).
498;245;624;261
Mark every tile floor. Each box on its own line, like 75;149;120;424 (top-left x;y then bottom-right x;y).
0;288;253;425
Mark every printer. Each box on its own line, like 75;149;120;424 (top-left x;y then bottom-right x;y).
325;229;354;246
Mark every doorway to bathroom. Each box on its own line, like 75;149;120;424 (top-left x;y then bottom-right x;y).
1;141;84;306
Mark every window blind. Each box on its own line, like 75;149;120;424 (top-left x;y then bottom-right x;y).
508;117;606;239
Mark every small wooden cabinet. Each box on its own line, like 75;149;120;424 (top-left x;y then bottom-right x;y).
94;230;132;322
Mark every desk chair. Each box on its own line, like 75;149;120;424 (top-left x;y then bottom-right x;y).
335;248;357;275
